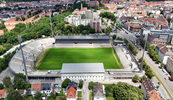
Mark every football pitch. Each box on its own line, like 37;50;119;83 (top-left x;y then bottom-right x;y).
36;48;122;70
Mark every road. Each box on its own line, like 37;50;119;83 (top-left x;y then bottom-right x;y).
121;31;173;98
152;77;170;99
83;82;89;100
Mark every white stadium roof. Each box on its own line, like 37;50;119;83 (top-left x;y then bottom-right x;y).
61;63;105;74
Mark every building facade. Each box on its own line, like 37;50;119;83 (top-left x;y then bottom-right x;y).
61;63;105;81
156;45;173;64
166;56;173;75
92;82;106;100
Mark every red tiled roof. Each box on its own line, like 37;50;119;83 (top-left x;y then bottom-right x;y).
31;83;41;91
0;89;6;98
66;86;76;98
147;90;161;100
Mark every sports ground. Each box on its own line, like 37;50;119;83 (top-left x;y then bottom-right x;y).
35;48;122;70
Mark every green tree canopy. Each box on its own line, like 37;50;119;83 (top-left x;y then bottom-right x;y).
79;80;84;89
132;74;139;83
13;73;26;89
62;78;71;88
2;76;12;88
7;88;22;100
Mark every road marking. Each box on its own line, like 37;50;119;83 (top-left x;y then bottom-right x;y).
15;56;22;60
27;69;31;71
39;40;46;48
26;65;31;67
27;46;34;50
11;61;22;65
23;49;33;55
46;39;48;44
27;58;33;61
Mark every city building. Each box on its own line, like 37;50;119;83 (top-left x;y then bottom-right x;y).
147;90;162;100
147;34;167;46
0;89;6;99
141;78;155;99
92;82;106;100
64;10;101;32
166;56;173;75
156;45;173;64
61;63;105;81
0;30;4;35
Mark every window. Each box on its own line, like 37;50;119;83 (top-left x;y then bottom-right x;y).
70;95;72;97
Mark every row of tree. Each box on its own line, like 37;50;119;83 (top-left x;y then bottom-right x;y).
129;43;138;55
138;57;154;79
140;40;149;51
132;74;147;83
148;45;161;63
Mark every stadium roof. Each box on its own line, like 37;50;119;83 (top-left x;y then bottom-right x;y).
55;35;111;40
61;63;105;74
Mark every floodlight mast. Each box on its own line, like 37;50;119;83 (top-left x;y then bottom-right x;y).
49;10;53;38
17;35;29;82
140;35;148;72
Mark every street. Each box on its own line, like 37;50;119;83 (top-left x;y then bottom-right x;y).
83;82;89;100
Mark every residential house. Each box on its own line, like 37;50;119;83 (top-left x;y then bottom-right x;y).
0;89;6;99
0;30;4;35
147;90;162;100
40;83;53;96
66;81;77;100
141;78;156;99
156;45;173;64
31;83;53;96
92;82;106;100
16;89;26;95
31;83;42;95
147;34;167;46
87;1;99;7
166;56;173;75
66;86;77;100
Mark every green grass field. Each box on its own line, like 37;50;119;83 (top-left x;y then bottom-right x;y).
36;48;122;70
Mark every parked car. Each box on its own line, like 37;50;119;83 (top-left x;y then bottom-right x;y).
168;76;171;80
158;82;161;85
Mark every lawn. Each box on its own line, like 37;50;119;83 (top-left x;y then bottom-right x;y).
36;48;122;70
77;91;82;97
107;97;114;100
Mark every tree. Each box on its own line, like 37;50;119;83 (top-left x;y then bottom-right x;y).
132;74;139;83
140;75;147;82
161;63;164;69
82;30;88;35
48;92;56;99
156;85;159;89
167;18;171;24
7;89;22;100
112;34;116;40
0;46;6;55
88;81;95;90
0;83;4;89
106;26;112;34
3;28;8;33
58;96;66;100
171;75;173;81
13;73;26;89
62;78;71;88
34;91;42;100
78;80;83;89
2;76;12;88
124;38;129;44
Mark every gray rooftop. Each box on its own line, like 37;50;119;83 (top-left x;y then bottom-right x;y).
55;35;111;40
61;63;105;74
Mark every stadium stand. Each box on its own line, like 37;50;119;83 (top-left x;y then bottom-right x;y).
55;35;112;47
9;38;55;75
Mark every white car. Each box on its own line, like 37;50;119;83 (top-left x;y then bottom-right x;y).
83;88;85;93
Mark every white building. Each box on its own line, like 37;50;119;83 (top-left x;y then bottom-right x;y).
61;63;105;81
156;45;173;64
